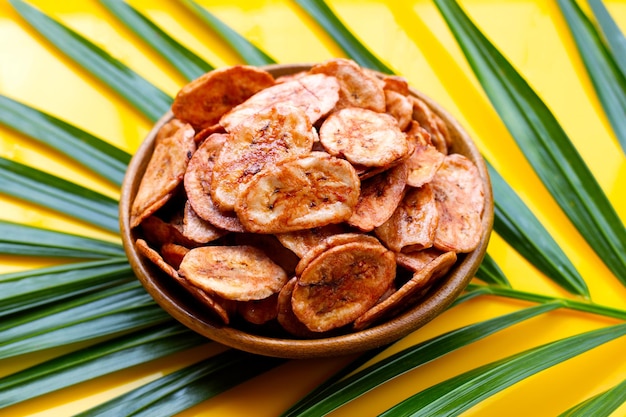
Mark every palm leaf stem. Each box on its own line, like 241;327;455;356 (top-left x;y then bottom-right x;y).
474;253;510;287
587;0;626;78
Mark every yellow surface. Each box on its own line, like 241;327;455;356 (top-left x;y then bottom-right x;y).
0;0;625;416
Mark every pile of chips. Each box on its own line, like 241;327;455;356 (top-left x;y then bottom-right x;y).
130;58;485;337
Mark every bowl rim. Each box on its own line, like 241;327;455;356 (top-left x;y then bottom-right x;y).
119;62;494;359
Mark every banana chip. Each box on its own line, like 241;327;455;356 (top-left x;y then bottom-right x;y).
319;107;409;167
348;163;408;232
172;65;274;129
310;58;385;112
385;89;413;131
182;201;227;244
131;120;195;228
292;240;396;332
277;278;324;338
432;154;485;253
404;122;445;188
220;73;340;130
235;152;360;234
179;245;288;301
184;132;246;232
353;251;457;330
375;184;439;252
411;96;451;154
275;224;346;258
211;104;316;211
237;293;279;325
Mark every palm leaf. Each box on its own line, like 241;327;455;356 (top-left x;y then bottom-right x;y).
474;252;510;287
588;0;626;79
0;95;130;186
281;302;560;416
8;0;172;122
180;0;276;66
291;0;587;296
293;0;393;73
434;0;626;286
0;281;170;359
98;0;213;81
0;221;124;258
557;0;626;153
0;323;205;408
379;322;626;416
0;258;131;317
76;350;286;417
559;377;626;417
0;158;120;233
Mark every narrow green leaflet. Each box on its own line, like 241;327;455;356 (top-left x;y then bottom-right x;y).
181;0;276;66
474;252;510;287
76;350;286;417
0;157;120;233
434;0;626;286
559;378;626;417
9;0;172;122
0;281;170;359
280;302;560;417
379;322;626;416
487;161;588;296
293;0;393;73
0;96;130;186
0;221;124;258
0;323;205;409
557;0;626;154
0;258;131;317
99;0;213;81
588;0;626;80
465;284;626;321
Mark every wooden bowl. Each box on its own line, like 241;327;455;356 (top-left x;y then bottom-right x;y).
120;63;493;359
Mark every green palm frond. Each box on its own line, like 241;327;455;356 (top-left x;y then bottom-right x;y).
559;377;626;417
587;0;626;78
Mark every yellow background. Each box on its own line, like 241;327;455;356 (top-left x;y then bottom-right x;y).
0;0;625;416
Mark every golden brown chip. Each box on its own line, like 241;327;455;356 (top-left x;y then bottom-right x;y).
382;74;410;96
179;245;288;301
275;224;346;258
220;73;340;130
432;154;484;253
291;240;396;332
375;184;439;253
140;215;195;248
353;251;457;330
294;233;382;277
135;239;230;324
319;107;409;167
184;132;246;232
235;152;360;234
410;96;450;154
172;65;275;130
211;104;316;211
348;163;408;232
130;120;195;228
182;201;227;244
237;293;278;325
233;233;300;276
277;277;324;338
385;89;413;131
395;247;446;272
160;243;189;269
404;123;445;188
310;58;386;112
194;123;226;143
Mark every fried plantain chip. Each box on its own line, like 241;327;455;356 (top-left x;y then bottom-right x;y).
404;122;445;188
375;184;439;252
184;132;246;232
237;293;278;325
136;239;231;324
179;245;288;301
220;73;339;130
348;162;408;232
182;201;227;244
395;247;447;272
131;120;195;228
211;104;316;211
310;58;386;112
235;152;360;234
292;240;396;332
319;107;409;167
385;89;413;131
432;154;484;253
410;96;451;154
172;65;275;130
160;242;189;269
353;251;457;330
275;224;346;258
277;277;325;338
